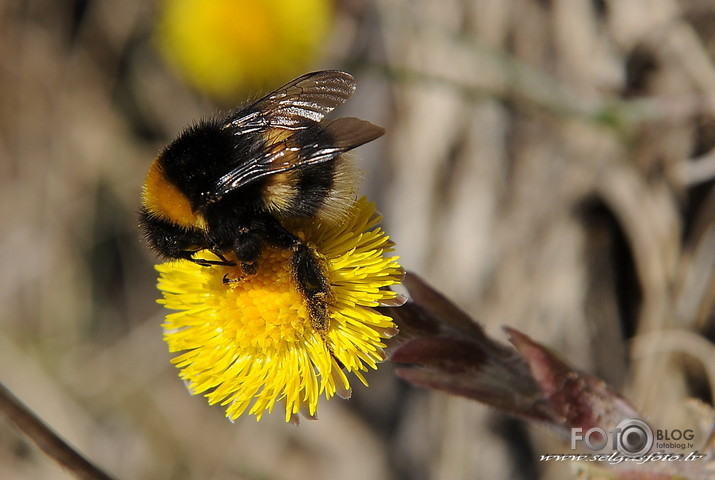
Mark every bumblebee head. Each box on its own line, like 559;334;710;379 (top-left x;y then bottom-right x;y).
138;205;207;260
140;142;211;259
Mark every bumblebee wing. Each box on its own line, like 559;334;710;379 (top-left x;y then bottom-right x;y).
225;70;358;132
210;71;384;201
212;117;384;199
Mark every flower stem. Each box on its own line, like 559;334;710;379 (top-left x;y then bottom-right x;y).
0;382;115;480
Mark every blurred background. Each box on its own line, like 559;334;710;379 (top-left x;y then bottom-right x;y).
1;0;714;479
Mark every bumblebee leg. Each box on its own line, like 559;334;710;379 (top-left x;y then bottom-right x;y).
289;240;346;368
259;216;335;342
233;228;264;274
214;251;235;265
188;252;236;267
222;273;244;284
291;243;331;332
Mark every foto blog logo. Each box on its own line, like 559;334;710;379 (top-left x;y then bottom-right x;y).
571;419;654;457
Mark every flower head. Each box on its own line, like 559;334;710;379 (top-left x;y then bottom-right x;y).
155;0;333;101
156;197;402;421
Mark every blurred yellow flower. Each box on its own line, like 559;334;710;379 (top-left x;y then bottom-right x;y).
155;0;333;101
156;197;403;422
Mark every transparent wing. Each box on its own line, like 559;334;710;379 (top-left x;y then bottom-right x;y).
224;70;357;133
209;71;384;201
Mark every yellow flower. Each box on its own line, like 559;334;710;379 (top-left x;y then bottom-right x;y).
155;0;333;101
156;197;402;422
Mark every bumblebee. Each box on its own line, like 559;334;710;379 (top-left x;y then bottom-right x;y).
139;70;384;333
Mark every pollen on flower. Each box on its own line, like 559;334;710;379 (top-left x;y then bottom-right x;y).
157;197;402;422
218;249;312;350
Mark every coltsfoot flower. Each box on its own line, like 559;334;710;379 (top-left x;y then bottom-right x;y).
156;197;402;421
155;0;333;101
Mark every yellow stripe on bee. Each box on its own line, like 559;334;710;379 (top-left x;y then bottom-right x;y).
142;158;207;230
263;171;299;213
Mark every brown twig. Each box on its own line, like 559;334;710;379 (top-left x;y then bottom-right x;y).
0;382;115;480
